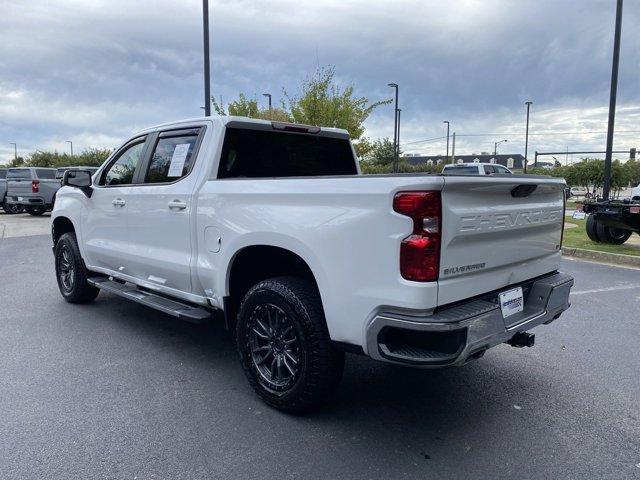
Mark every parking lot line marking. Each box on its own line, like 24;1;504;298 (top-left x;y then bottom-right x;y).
571;285;640;296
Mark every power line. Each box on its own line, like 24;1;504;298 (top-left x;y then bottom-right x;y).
401;129;640;146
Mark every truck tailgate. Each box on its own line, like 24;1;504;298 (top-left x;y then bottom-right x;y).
7;179;33;196
438;176;565;306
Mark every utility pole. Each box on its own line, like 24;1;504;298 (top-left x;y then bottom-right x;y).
451;133;456;164
9;142;17;161
388;83;399;173
603;0;623;201
262;93;272;119
524;101;532;173
443;120;450;162
66;140;73;156
202;0;211;116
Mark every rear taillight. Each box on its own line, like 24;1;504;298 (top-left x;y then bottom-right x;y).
31;180;39;193
393;191;441;282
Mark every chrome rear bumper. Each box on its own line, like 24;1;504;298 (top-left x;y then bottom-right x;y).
365;272;574;367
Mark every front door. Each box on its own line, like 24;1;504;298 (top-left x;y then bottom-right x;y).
125;127;204;295
83;137;147;273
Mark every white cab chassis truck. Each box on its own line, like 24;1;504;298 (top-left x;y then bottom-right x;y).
52;116;573;411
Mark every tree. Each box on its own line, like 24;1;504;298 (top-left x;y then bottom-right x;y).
359;137;397;166
212;66;390;141
284;67;390;140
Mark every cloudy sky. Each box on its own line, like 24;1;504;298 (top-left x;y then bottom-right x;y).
1;0;639;164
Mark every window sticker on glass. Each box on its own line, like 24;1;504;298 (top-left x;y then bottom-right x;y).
168;143;191;177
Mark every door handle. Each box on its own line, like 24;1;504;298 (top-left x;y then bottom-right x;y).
168;200;187;210
112;198;126;207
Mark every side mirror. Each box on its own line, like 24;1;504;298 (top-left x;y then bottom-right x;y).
63;170;93;198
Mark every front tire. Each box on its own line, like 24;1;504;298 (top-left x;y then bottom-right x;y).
26;205;46;216
236;276;344;412
54;233;100;303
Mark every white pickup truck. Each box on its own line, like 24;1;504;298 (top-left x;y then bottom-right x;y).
52;116;573;411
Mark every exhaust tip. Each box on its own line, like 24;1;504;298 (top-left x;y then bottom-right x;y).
507;332;535;348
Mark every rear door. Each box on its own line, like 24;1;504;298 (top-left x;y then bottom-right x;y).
125;126;205;295
438;176;565;305
83;136;148;272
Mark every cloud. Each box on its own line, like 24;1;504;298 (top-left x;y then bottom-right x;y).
0;0;638;162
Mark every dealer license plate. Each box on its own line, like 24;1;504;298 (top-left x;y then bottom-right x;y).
499;287;524;318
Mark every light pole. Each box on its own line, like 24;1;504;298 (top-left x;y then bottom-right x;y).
494;139;508;156
388;83;399;172
9;142;17;161
443;121;450;162
262;93;272;119
66;140;73;156
397;108;402;163
202;0;211;116
603;0;623;201
524;101;532;173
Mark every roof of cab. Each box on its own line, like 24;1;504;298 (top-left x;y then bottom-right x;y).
134;115;349;137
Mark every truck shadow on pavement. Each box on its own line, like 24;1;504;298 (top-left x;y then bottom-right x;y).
89;292;552;427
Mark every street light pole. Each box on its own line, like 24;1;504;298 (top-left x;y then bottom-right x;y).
451;132;456;164
388;83;399;173
603;0;624;201
443;120;450;162
524;101;532;173
397;108;402;165
66;140;73;156
202;0;211;116
262;93;272;119
494;139;508;156
9;142;17;161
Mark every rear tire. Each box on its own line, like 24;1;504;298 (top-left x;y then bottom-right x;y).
585;214;600;242
2;200;23;214
236;276;344;412
595;222;632;245
26;205;46;216
54;232;100;304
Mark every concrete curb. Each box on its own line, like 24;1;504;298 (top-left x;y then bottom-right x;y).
562;246;640;268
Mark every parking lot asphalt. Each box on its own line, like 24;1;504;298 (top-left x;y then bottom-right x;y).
0;211;51;238
0;234;639;480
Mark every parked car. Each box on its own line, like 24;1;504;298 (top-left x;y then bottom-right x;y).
569;186;588;198
442;162;513;175
631;184;640;201
1;168;24;214
5;167;58;215
52;116;573;411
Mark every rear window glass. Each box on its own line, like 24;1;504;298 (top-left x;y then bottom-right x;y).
7;169;31;179
443;166;479;175
218;128;357;179
145;134;198;183
0;170;6;179
36;169;56;179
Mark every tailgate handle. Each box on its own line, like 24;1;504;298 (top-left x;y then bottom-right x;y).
511;184;537;198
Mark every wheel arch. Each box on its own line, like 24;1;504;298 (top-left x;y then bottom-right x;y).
224;243;325;330
51;215;77;247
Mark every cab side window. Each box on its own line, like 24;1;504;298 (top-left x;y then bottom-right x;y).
101;140;146;186
144;133;199;184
